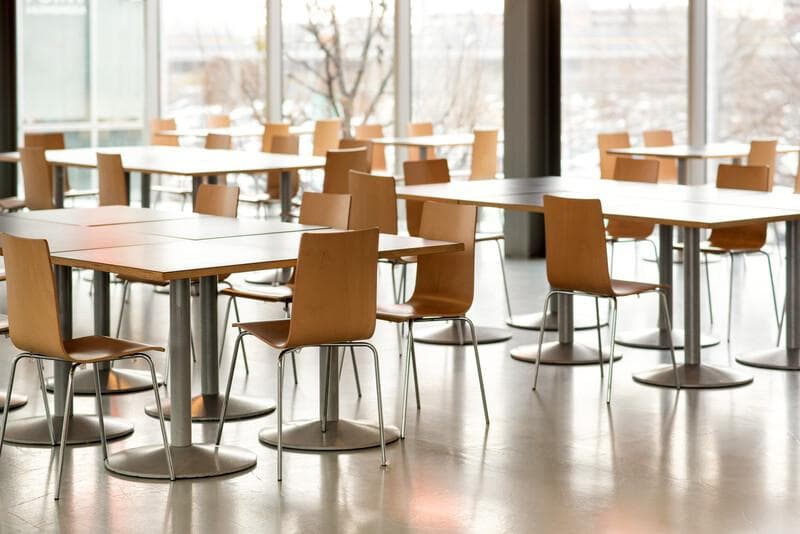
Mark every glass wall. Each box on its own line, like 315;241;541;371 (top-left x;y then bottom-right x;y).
561;0;688;177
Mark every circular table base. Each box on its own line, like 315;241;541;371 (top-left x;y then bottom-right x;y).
510;341;621;365
47;368;165;395
615;328;720;350
413;324;512;346
735;347;800;370
0;392;28;412
506;310;608;331
106;443;256;480
3;415;133;446
259;419;401;452
145;393;276;422
633;363;753;389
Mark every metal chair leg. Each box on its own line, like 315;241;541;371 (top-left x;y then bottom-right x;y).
594;297;604;378
647;238;659;264
462;317;489;426
218;295;234;368
658;291;680;389
55;365;77;500
141;354;174;480
704;253;714;324
609;241;616;277
606;299;618;404
277;350;286;481
763;251;781;328
321;349;333;433
495;239;513;320
36;359;55;445
291;353;298;385
92;363;108;461
0;354;26;456
349;346;362;398
366;343;387;466
727;254;735;343
115;280;130;338
231;296;250;375
400;321;414;439
778;300;786;346
216;333;244;445
533;292;554;390
410;332;421;410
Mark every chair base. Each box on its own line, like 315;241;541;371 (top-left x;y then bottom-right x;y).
106;443;256;480
615;327;720;350
633;363;752;389
506;310;608;331
735;347;800;371
144;393;275;422
510;340;621;365
3;415;133;446
258;419;400;452
0;392;27;412
414;323;512;345
46;367;165;395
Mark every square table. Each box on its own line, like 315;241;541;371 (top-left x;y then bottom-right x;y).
373;133;478;160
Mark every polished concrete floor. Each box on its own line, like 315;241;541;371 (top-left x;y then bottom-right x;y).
0;227;797;533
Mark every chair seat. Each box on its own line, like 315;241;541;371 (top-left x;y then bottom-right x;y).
65;188;99;198
673;240;762;254
220;284;293;303
234;319;291;349
64;335;164;363
609;279;663;297
0;197;26;211
475;231;504;242
377;297;468;323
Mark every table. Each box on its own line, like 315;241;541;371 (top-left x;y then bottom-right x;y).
373;133;478;160
155;124;314;140
0;146;325;220
397;177;800;387
52;229;462;476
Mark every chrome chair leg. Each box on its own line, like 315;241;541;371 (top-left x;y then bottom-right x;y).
141;354;174;480
609;241;616;277
92;363;108;461
704;253;714;324
400;321;414;439
533;292;554;390
366;343;387;466
495;239;513;320
349;346;362;398
218;295;234;368
321;349;333;433
115;280;130;338
762;251;780;328
231;296;250;374
410;331;421;409
277;350;286;481
606;298;618;404
55;364;77;500
36;359;55;445
647;238;659;264
0;354;26;456
727;254;735;342
658;291;680;389
594;296;604;378
462;317;489;426
778;300;786;346
216;333;244;445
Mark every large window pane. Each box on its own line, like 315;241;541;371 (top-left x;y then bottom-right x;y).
562;1;688;177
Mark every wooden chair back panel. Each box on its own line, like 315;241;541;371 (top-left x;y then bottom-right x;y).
411;202;477;314
267;134;301;199
322;148;369;194
287;228;379;347
207;114;231;128
194;184;240;218
407;122;433;161
0;234;67;358
642;129;677;183
597;132;631;179
24;132;72;191
150;118;179;146
339;139;374;172
347;171;398;234
354;124;387;171
97;153;129;206
205;133;232;150
544;195;613;295
709;164;771;249
747;139;778;188
19;147;54;211
298;192;351;229
261;123;291;153
605;157;659;239
313;119;342;156
402;158;450;236
470;129;499;180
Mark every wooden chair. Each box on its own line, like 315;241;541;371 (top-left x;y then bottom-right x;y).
470;129;499;179
261;123;291;153
0;233;173;499
218;191;351;380
642;129;678;183
207;114;231;128
150;118;179;146
377;201;488;437
694;164;779;342
19;147;54;210
216;227;387;481
24;132;98;202
312;119;342;156
242;132;301;217
322;147;369;194
597;132;631;179
354;124;387;171
747;139;778;188
339;139;374;172
534;196;679;402
606;157;660;274
407;122;434;161
97;153;129;206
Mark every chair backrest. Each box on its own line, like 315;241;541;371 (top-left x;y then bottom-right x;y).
642;129;677;183
205;133;232;150
207;114;231;128
24;132;71;191
354;123;387;171
267;134;301;199
597;132;631;179
407;122;434;161
543;195;613;295
150;118;179;146
470;129;499;180
339;139;374;172
322;147;369;194
747;139;778;188
298;192;351;229
402;158;450;236
0;233;68;358
97;153;129;206
604;158;659;240
313;119;342;156
261;123;291;153
194;184;240;218
347;170;398;234
286;228;379;347
709;164;771;250
410;202;477;314
19;147;54;210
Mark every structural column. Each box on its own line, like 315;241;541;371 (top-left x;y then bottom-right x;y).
0;1;17;197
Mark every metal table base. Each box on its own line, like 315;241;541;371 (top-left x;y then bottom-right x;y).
106;443;256;479
46;367;165;395
736;348;800;370
3;415;133;446
144;393;275;422
615;327;720;350
259;420;400;451
0;392;27;412
413;323;512;345
506;299;609;331
510;340;620;365
633;363;753;388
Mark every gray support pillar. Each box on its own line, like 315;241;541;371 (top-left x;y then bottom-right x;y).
688;0;708;184
503;0;560;257
266;0;282;122
0;1;17;197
